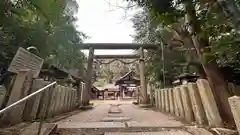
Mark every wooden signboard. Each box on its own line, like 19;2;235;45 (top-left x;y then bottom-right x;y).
8;47;44;77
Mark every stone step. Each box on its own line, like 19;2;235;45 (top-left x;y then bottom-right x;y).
57;127;214;135
56;122;214;135
108;106;122;114
104;130;192;135
56;121;185;134
57;121;184;129
101;117;131;122
19;122;57;135
57;131;192;135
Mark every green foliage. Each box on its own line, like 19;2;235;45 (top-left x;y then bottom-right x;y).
131;9;194;87
129;0;240;85
0;0;86;70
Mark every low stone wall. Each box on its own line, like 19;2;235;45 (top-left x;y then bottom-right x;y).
228;96;240;134
0;70;85;126
154;79;223;127
154;79;240;134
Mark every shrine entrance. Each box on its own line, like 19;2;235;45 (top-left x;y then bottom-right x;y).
80;43;157;106
115;70;140;99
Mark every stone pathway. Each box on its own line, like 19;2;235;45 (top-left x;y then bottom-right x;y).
55;100;213;135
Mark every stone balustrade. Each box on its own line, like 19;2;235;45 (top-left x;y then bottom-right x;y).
154;79;224;127
0;70;85;126
154;79;240;134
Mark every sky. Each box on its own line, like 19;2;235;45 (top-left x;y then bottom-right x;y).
76;0;137;56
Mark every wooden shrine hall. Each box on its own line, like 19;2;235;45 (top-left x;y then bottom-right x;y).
115;71;140;98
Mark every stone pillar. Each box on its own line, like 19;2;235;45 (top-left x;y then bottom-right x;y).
168;88;175;114
165;89;170;112
158;89;161;109
37;81;51;119
187;83;207;125
45;85;55;118
70;89;74;111
57;86;65;113
228;96;240;134
71;89;76;109
161;90;165;111
76;81;82;107
173;87;180;117
66;89;71;112
155;90;158;108
63;87;69;112
148;84;154;106
79;82;85;106
70;90;75;110
175;87;184;118
2;69;32;124
72;90;77;109
23;78;44;121
51;85;61;116
53;86;61;115
180;85;194;122
47;85;58;117
139;47;148;104
163;89;166;112
197;79;223;127
70;90;74;110
82;47;94;106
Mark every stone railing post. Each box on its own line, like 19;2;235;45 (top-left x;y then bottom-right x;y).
158;89;161;109
187;83;207;125
160;89;165;111
155;89;159;109
168;88;175;114
51;85;61;116
173;87;180;117
36;81;51;119
180;85;194;122
76;81;82;107
164;89;170;112
2;69;33;124
228;96;240;134
66;89;71;112
175;87;185;118
23;78;44;121
197;79;223;127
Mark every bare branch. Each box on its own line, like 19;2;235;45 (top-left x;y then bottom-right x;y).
104;0;138;23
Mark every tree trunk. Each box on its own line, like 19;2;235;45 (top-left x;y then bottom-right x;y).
185;1;235;127
173;27;207;79
196;65;207;79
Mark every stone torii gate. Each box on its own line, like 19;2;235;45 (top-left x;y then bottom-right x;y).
81;43;157;106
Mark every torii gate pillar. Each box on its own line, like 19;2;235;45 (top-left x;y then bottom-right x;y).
82;47;94;106
139;47;149;104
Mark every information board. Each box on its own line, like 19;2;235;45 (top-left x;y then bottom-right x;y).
8;47;44;77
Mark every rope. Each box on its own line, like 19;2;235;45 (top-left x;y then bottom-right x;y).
95;59;115;64
95;59;139;65
118;59;138;64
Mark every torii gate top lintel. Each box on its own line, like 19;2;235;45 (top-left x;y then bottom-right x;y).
80;43;157;49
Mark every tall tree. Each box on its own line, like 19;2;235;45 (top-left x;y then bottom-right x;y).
0;0;86;71
128;0;240;126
